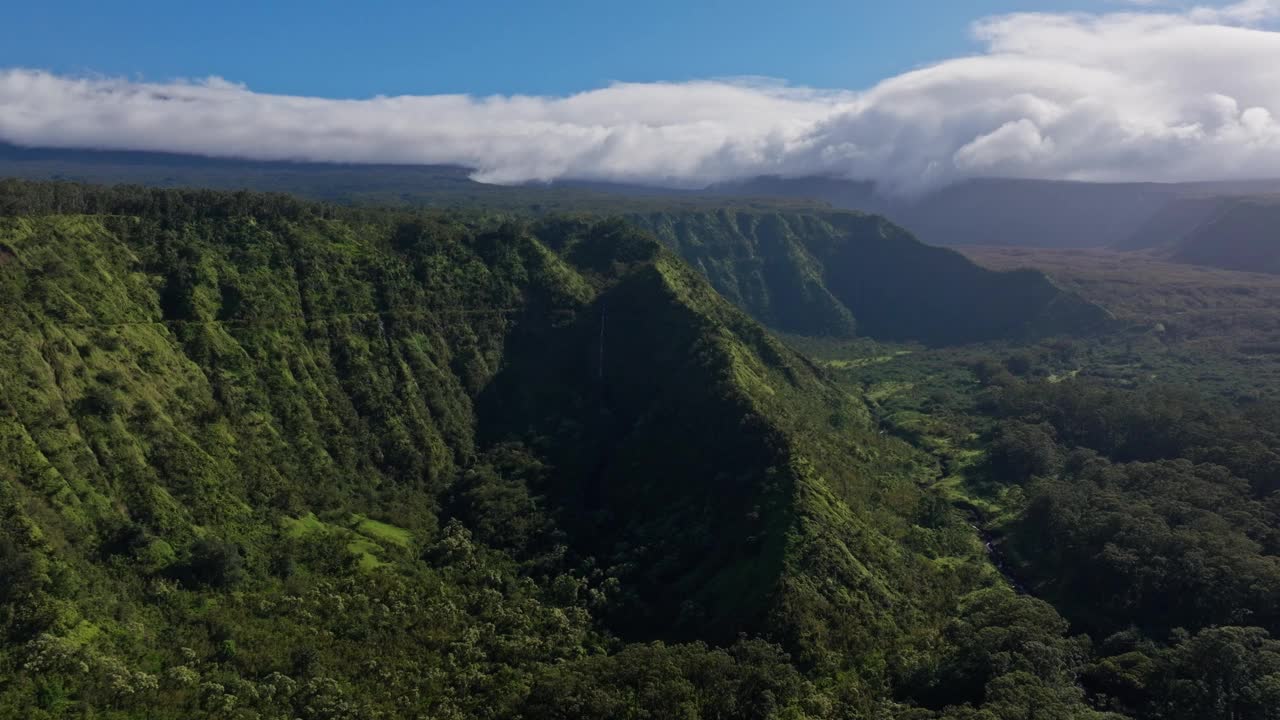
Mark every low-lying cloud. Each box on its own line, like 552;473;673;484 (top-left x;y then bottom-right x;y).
4;1;1280;191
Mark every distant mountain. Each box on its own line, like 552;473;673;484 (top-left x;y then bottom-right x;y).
1115;194;1231;252
716;175;1280;249
895;179;1173;248
10;141;1280;253
0;141;734;213
0;141;510;202
1119;194;1280;274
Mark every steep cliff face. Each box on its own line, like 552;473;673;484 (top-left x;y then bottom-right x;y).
1115;194;1280;275
1165;198;1280;275
631;208;1111;344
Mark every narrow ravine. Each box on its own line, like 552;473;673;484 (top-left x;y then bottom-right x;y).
968;520;1029;595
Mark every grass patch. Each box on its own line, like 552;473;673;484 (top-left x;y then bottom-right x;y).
282;512;328;538
933;475;1001;518
283;513;398;571
347;538;386;571
867;381;915;403
351;514;412;548
822;351;914;370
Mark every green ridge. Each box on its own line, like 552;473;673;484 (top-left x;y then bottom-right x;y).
630;209;1110;345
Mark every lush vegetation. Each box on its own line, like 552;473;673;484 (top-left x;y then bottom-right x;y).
0;176;1110;348
992;382;1280;633
964;246;1280;398
632;209;1109;344
797;244;1280;720
981;377;1280;719
0;180;1123;719
2;178;1278;719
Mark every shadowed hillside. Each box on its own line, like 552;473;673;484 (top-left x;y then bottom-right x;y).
1119;195;1280;275
630;208;1111;344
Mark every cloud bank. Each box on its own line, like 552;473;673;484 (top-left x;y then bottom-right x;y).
4;1;1280;191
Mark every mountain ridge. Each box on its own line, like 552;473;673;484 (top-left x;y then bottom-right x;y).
0;176;1112;347
0;181;1066;717
628;207;1111;345
1118;194;1280;275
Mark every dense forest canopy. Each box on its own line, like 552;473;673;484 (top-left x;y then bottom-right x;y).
0;179;1277;719
0;179;1109;346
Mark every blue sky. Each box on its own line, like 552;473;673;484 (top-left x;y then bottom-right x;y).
3;0;1113;97
5;1;1280;188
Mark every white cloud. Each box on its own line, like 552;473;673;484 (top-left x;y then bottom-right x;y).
4;2;1280;191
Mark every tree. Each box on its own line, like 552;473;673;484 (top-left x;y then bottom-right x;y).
178;539;245;588
987;421;1060;484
